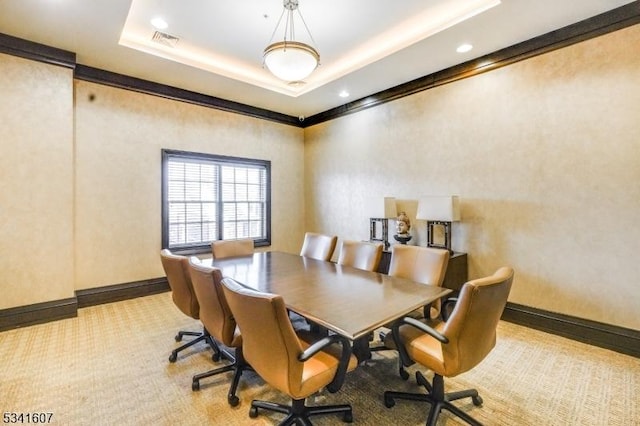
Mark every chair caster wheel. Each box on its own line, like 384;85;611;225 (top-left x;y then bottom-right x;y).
168;353;177;363
472;395;483;406
175;334;182;342
343;411;353;423
399;368;409;381
228;395;239;407
249;407;259;418
192;381;200;391
383;395;395;408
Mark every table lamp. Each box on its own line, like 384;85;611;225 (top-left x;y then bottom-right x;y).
416;196;460;253
366;197;397;250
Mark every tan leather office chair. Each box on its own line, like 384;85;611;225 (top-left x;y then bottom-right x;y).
371;245;450;369
337;240;383;272
160;249;218;363
383;267;514;426
388;245;450;320
221;277;358;425
299;232;338;261
188;259;248;405
211;239;254;259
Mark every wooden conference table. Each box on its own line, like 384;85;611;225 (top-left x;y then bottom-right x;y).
207;251;451;362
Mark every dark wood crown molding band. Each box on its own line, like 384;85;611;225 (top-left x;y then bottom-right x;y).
74;64;301;127
2;3;638;128
302;1;640;127
0;32;75;69
503;302;639;358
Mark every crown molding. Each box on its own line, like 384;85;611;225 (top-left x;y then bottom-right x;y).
0;32;75;68
302;1;640;127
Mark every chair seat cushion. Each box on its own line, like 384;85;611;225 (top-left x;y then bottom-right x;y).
383;320;448;376
294;330;358;399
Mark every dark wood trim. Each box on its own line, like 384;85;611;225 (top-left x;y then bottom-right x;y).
0;278;170;331
3;3;638;129
302;1;640;127
0;32;75;69
2;281;637;359
75;277;169;308
0;298;77;332
74;64;301;127
502;302;640;358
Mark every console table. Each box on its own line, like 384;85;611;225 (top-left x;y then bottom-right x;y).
376;250;468;291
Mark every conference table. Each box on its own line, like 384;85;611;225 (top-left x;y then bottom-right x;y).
207;251;451;362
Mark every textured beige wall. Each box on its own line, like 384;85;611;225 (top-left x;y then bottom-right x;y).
304;25;640;330
0;54;74;309
74;81;304;290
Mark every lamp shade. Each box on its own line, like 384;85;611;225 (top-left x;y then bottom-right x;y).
365;197;397;219
264;41;319;82
416;196;461;222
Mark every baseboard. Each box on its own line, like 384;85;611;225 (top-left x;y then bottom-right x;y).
76;277;169;308
502;302;639;358
0;278;169;332
0;298;78;332
2;283;637;359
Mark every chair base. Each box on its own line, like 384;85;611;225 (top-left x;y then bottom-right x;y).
368;331;410;380
191;347;249;407
169;328;220;363
384;371;483;426
250;397;352;426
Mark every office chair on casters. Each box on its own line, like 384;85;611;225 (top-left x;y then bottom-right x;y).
159;249;219;363
221;277;358;425
387;245;450;320
211;239;254;259
300;232;338;261
383;267;514;426
188;259;249;406
371;245;450;378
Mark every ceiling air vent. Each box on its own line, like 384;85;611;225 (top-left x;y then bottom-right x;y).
151;31;179;48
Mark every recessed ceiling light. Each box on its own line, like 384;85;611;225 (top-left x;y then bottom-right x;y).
339;90;350;98
456;43;473;53
150;17;168;30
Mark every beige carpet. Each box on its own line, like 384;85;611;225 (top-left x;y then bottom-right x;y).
1;293;638;425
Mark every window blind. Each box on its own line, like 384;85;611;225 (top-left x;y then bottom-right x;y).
162;150;270;253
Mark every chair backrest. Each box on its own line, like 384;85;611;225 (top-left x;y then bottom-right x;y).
211;239;254;259
337;240;383;272
388;245;450;286
160;249;199;319
220;277;306;397
188;259;240;347
440;267;514;376
299;232;338;261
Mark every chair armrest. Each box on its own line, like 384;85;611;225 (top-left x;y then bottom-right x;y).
391;316;449;367
441;297;458;322
298;334;352;394
298;335;341;361
401;317;449;344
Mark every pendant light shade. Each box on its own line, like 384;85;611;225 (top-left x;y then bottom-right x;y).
264;41;319;82
264;0;319;82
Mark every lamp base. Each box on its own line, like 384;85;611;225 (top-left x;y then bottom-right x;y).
370;218;391;250
427;221;453;253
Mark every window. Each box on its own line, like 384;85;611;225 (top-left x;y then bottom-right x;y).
162;149;270;253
